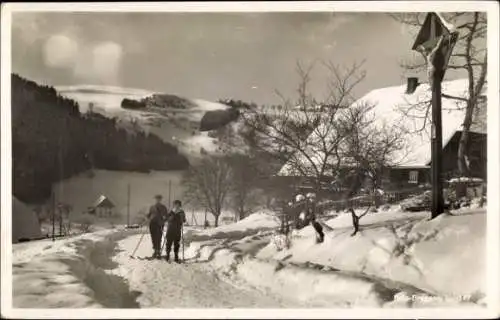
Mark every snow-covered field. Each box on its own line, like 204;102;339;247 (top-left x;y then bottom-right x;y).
52;170;184;223
9;205;488;312
56;85;231;160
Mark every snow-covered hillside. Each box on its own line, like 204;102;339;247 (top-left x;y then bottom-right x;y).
56;85;233;161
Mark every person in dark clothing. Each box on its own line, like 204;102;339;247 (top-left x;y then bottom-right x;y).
293;193;324;243
147;195;168;259
305;193;324;243
165;199;187;263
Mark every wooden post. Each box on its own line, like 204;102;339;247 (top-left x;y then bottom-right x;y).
51;189;55;241
204;209;207;229
431;68;444;218
127;183;131;227
411;13;458;219
59;204;63;236
168;180;172;206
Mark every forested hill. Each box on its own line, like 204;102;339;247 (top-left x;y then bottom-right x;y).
12;74;189;204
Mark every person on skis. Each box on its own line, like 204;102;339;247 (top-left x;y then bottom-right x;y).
165;199;187;263
147;194;168;259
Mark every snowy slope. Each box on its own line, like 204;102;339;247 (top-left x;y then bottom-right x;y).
56;85;232;160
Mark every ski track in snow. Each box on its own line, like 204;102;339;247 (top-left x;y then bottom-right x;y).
112;233;298;308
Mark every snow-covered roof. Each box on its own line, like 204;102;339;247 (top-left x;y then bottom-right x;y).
278;78;486;177
93;195;115;208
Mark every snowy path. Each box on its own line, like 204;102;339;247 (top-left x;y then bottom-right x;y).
111;233;300;308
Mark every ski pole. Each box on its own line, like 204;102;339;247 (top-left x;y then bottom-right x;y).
181;224;185;262
160;223;167;255
130;226;146;258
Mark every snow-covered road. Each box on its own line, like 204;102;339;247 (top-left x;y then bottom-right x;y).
111;231;300;308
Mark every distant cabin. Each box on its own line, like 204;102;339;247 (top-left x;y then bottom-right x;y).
278;77;487;198
90;195;115;216
12;197;43;243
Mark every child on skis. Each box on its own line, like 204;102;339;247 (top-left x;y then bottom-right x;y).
165;199;187;263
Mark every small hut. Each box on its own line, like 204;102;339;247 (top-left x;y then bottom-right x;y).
92;195;115;217
12;197;43;243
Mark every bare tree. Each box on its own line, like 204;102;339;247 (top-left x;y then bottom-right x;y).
341;106;407;235
241;60;368;195
182;156;232;227
391;12;487;178
225;154;260;221
242;60;407;236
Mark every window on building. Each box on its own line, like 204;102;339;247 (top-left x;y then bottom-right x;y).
409;170;419;184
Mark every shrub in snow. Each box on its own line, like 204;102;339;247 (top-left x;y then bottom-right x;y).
271;232;291;251
72;215;96;233
400;191;432;212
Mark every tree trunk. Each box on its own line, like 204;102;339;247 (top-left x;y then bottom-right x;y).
457;101;475;198
214;214;220;227
350;208;360;236
457;128;471;178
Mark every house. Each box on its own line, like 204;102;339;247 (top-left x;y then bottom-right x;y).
12;197;43;243
278;77;487;195
90;195;115;216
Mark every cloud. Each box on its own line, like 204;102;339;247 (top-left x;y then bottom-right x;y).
88;41;123;83
12;13;44;45
43;35;79;68
42;34;124;84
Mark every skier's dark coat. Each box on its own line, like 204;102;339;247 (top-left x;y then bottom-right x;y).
165;208;187;241
148;203;168;226
147;203;168;253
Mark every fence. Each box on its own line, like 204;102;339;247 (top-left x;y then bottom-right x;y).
316;185;432;214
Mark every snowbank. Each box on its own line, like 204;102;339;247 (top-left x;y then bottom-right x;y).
183;233;476;308
256;208;486;303
448;177;484;184
187;212;279;242
172;206;485;308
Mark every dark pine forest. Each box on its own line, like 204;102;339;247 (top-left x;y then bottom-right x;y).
12;74;189;204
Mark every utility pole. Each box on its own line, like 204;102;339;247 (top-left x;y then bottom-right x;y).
51;188;55;241
168;180;172;206
127;183;131;227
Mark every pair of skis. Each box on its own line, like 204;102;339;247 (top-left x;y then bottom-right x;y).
130;225;185;262
135;255;184;263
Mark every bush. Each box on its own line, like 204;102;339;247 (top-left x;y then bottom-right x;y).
72;215;96;233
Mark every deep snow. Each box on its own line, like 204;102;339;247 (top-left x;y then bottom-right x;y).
9;207;487;311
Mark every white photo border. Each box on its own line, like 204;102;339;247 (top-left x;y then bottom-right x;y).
1;1;499;319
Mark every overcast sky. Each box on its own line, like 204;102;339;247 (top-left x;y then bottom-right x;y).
11;12;466;105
